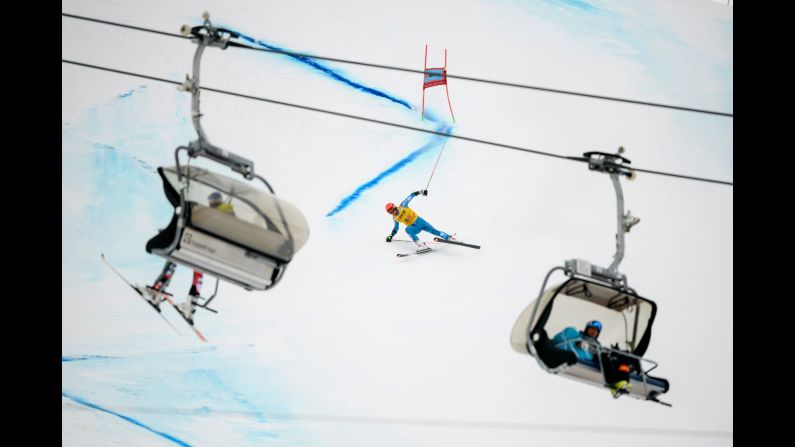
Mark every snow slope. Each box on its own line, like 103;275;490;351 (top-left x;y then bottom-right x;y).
62;0;733;445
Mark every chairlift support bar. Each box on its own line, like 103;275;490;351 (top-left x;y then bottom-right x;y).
573;338;671;406
196;279;220;313
179;13;255;180
579;149;638;280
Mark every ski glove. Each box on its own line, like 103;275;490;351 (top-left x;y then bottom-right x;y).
421;189;428;196
386;235;393;242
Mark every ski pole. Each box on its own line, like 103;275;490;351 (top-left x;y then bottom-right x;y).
425;137;449;191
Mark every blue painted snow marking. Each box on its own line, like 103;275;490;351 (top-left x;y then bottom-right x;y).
62;355;116;362
228;30;412;110
547;0;598;12
326;125;452;217
117;86;147;99
62;391;193;447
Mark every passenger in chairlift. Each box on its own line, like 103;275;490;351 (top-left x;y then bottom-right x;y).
207;191;235;216
552;320;603;361
384;189;454;250
552;320;633;396
145;192;236;320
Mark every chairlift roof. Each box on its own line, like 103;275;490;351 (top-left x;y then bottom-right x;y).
511;275;658;358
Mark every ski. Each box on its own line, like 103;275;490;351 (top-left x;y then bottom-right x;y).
169;299;208;342
391;238;439;244
396;248;433;258
100;254;181;335
433;238;480;249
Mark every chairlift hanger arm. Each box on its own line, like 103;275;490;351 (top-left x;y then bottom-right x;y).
179;12;257;181
173;145;254;183
574;148;637;274
607;172;625;272
186;140;255;179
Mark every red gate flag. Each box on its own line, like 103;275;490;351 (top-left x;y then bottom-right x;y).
421;45;455;123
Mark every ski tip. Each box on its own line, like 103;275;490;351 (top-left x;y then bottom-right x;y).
396;248;432;258
193;327;208;342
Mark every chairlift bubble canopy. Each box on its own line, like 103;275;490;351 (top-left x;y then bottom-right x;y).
510;267;669;402
146;165;309;291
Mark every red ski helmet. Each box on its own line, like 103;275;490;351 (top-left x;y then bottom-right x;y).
385;202;396;213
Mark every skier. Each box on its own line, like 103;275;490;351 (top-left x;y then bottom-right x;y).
385;189;453;250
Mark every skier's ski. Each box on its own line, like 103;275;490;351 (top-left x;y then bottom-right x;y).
433;238;480;249
396;248;433;258
391;238;439;244
170;299;208;342
100;254;181;335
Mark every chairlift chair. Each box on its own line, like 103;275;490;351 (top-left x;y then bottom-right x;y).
146;13;309;294
510;149;670;405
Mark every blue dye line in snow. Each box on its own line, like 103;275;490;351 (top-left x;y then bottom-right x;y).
62;391;192;447
117;85;147;98
229;30;412;110
93;143;156;174
204;24;450;215
547;0;598;12
62;345;237;363
62;355;116;362
326;125;452;217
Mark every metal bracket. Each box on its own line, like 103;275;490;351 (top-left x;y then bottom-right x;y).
186;139;255;179
583;147;636;178
623;210;640;233
565;259;628;289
